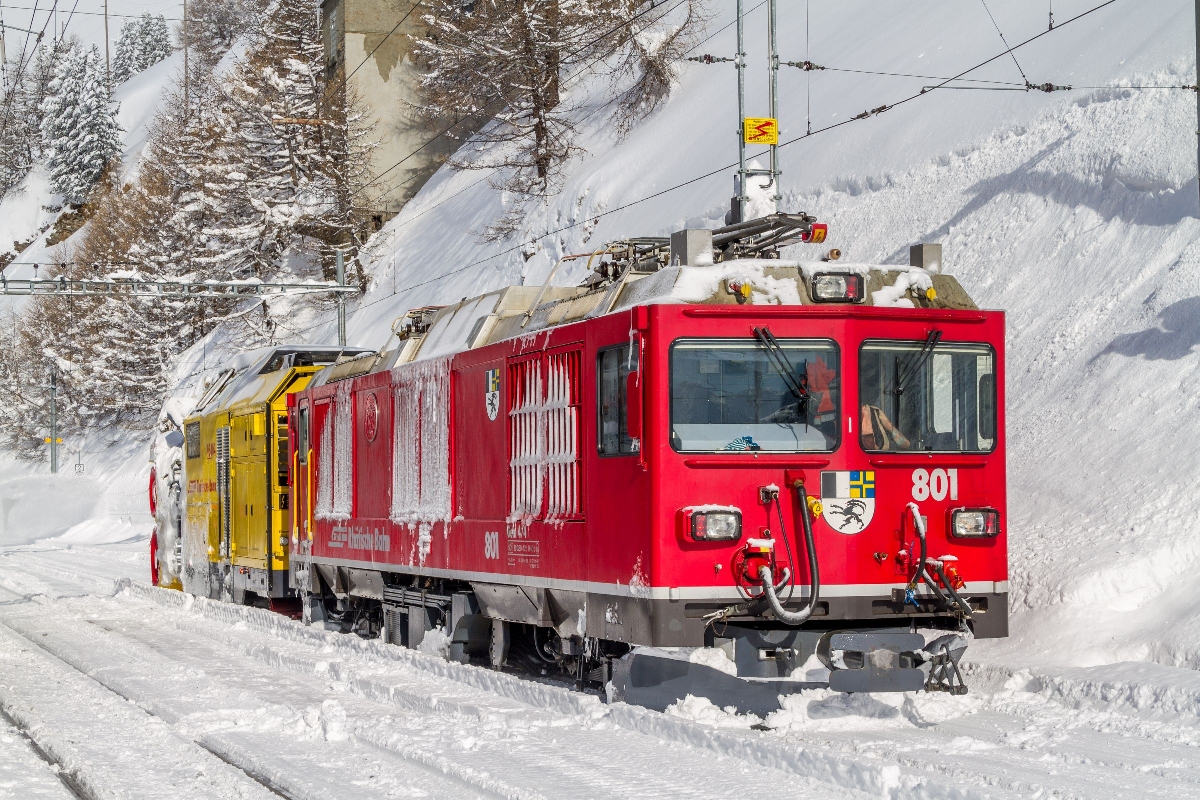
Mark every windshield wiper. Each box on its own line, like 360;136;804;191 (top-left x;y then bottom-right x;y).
753;326;809;417
891;329;942;420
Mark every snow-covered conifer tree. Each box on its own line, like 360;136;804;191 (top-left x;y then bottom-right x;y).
138;15;175;72
40;45;123;204
113;21;139;84
0;38;75;198
114;14;174;85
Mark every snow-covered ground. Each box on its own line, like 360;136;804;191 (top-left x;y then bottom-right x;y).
4;544;1200;799
3;0;1200;795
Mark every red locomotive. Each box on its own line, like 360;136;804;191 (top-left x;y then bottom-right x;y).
171;214;1005;713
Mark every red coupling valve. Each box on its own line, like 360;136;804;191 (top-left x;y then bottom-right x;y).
946;566;965;592
734;538;776;586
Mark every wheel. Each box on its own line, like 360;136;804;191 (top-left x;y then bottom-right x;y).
489;618;510;669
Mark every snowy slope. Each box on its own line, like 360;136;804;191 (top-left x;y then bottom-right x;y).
341;0;1195;348
0;52;184;271
328;0;1200;674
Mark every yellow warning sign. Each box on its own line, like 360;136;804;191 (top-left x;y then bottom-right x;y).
743;117;778;145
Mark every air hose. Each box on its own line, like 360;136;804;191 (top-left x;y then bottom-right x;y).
907;502;972;619
906;502;929;592
759;482;821;625
931;561;974;619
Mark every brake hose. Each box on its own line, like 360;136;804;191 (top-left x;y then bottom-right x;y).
931;561;974;619
908;502;970;617
906;502;929;594
776;497;797;603
759;482;820;625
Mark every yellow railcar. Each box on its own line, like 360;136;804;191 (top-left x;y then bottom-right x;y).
181;346;368;603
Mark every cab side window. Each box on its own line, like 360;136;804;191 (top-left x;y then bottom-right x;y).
185;421;201;460
597;344;639;455
297;406;310;464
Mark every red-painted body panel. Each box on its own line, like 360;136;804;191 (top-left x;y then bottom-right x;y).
292;302;1006;620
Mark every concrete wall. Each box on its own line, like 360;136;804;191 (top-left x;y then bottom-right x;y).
321;0;465;222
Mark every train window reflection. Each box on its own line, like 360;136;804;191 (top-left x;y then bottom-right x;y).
669;339;840;453
859;340;996;453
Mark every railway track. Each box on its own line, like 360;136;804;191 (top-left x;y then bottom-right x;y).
3;543;1200;799
0;552;875;800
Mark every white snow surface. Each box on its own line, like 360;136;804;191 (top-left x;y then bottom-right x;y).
2;545;1200;798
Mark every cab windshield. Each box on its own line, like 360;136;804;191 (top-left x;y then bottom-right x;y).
859;338;996;453
670;338;840;452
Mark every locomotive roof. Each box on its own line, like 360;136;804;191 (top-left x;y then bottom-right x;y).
191;344;371;415
307;258;979;390
304;217;981;387
410;260;974;360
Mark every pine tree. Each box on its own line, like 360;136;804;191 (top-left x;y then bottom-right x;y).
40;45;123;204
114;14;174;85
113;20;139;84
0;37;75;199
138;15;175;72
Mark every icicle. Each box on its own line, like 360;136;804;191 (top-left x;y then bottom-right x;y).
315;415;334;519
391;356;452;524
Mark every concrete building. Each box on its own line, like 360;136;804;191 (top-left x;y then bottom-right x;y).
320;0;463;225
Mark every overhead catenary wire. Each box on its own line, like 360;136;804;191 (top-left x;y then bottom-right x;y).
3;5;178;19
777;0;1117;147
782;59;1025;87
355;0;1120;315
978;0;1028;83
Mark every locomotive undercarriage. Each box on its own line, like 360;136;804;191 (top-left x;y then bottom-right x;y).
291;560;991;715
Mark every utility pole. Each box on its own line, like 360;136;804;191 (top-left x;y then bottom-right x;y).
735;0;747;224
0;0;7;96
103;0;110;84
183;0;188;110
48;368;58;474
1195;0;1199;207
767;0;780;212
336;250;347;346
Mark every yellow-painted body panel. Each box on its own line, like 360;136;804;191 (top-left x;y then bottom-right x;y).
183;356;324;590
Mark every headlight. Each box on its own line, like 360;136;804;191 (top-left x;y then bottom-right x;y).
951;509;1000;538
810;272;865;303
687;508;742;541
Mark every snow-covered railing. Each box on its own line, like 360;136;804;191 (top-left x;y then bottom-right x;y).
0;276;359;297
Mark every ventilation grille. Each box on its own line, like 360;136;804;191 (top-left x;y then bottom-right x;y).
216;426;230;558
508;348;582;521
